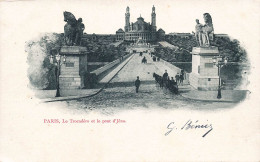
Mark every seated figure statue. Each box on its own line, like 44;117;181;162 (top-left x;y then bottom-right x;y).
195;13;214;47
75;18;85;46
63;11;85;46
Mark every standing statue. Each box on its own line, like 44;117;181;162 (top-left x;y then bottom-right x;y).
195;19;203;46
195;13;214;47
63;11;85;46
75;18;85;45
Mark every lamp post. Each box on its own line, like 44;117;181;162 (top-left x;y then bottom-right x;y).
49;48;66;97
212;56;228;99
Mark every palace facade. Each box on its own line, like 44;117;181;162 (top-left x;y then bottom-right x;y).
116;6;165;42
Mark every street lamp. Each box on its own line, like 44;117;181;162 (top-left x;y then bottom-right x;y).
212;56;228;99
49;48;66;97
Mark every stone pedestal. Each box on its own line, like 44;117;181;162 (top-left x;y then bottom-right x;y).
189;46;220;90
59;46;87;89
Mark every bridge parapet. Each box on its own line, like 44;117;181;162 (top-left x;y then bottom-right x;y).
91;53;132;79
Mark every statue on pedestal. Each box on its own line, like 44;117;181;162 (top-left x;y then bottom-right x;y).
63;11;85;46
195;19;203;46
195;13;214;47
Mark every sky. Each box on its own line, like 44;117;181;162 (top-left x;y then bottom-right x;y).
1;0;259;37
0;0;259;66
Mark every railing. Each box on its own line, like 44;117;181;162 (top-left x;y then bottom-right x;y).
91;53;131;76
87;62;109;65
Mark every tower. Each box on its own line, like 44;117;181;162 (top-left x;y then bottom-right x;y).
151;5;156;31
125;6;130;32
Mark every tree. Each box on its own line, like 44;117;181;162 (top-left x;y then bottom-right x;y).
26;33;63;89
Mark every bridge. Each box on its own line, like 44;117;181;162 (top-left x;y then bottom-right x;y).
62;50;240;113
100;51;182;85
39;44;245;110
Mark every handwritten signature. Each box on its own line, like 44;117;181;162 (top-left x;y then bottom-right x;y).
165;120;213;137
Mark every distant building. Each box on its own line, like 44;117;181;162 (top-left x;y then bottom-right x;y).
168;33;229;39
157;29;165;41
168;33;193;38
82;33;116;42
116;29;125;41
116;6;165;42
214;34;229;39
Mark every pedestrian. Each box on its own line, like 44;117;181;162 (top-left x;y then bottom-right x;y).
166;76;170;89
135;76;141;93
181;69;185;80
159;76;163;88
171;77;178;94
163;70;168;79
142;56;147;64
169;77;174;93
163;70;168;87
175;73;180;85
180;73;184;85
171;77;176;85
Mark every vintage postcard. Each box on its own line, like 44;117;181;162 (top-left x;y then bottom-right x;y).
0;0;259;161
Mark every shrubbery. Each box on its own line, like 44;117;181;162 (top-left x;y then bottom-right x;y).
81;35;127;62
26;33;63;90
164;34;248;63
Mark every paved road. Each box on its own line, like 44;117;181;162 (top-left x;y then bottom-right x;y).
110;52;179;83
65;52;236;114
111;53;160;82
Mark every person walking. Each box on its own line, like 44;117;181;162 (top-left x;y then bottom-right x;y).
163;70;168;87
180;73;184;85
171;77;178;94
175;73;180;85
163;70;168;80
171;77;176;85
142;56;147;64
181;69;185;80
166;76;170;89
135;76;141;93
169;77;175;93
144;56;147;64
